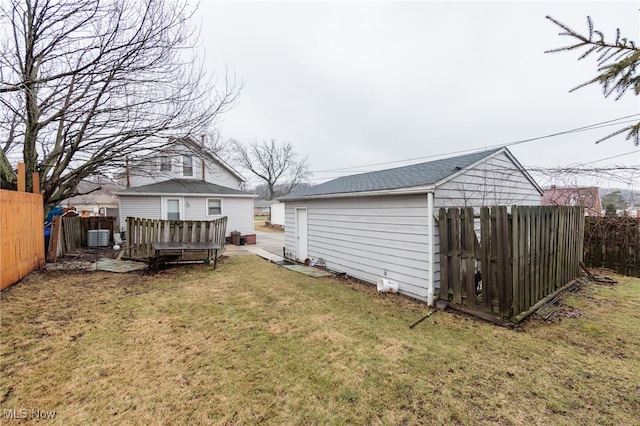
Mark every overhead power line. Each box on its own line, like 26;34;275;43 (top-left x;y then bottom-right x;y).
312;113;640;174
581;150;639;165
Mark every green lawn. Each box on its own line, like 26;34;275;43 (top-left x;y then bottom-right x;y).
1;256;639;425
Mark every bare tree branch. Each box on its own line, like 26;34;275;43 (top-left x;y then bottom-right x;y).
0;0;241;211
231;139;312;200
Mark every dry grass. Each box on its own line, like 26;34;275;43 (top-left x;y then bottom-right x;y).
254;218;283;233
1;256;639;425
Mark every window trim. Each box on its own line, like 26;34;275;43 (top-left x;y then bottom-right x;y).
206;198;223;216
163;197;183;221
160;156;172;172
183;155;193;177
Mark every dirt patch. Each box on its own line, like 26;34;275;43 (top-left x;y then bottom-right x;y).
57;246;120;262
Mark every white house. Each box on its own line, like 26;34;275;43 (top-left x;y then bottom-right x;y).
279;147;542;305
254;199;271;216
115;138;255;236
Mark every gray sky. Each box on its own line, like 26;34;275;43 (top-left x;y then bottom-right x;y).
196;1;639;190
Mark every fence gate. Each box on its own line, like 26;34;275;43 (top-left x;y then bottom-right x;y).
438;206;584;320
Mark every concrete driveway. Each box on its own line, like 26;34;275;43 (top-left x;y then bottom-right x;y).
225;230;284;257
253;230;285;256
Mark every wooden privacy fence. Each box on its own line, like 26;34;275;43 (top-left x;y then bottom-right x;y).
1;164;45;290
439;206;584;320
584;216;640;277
125;217;227;260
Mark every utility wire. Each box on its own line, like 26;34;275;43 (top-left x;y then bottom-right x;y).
581;150;639;165
312;114;640;174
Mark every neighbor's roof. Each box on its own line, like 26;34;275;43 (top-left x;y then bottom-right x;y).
63;179;123;206
115;179;254;197
254;199;271;208
542;186;602;214
281;147;508;200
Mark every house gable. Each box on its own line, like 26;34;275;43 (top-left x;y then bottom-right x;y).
121;137;246;190
434;149;543;208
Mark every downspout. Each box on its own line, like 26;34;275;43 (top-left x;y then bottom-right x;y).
125;157;130;188
200;134;206;181
427;191;435;306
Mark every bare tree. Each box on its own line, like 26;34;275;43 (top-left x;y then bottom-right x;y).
0;0;240;211
231;139;311;200
546;15;639;145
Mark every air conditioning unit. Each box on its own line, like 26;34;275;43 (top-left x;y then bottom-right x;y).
87;229;110;247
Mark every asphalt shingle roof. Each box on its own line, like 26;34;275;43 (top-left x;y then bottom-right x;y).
117;179;252;196
281;148;503;200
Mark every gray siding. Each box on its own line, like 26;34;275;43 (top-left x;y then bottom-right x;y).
221;198;255;236
184;196;207;221
285;195;433;301
118;196;161;231
119;195;253;236
184;196;254;236
434;151;541;208
270;201;285;226
282;151;540;303
125;143;243;190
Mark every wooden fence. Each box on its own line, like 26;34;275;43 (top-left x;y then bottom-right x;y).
125;217;228;260
583;216;640;277
439;206;584;320
47;216;117;261
79;216;116;246
1;165;45;290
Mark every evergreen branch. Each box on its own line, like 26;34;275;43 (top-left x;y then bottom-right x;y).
547;14;640;145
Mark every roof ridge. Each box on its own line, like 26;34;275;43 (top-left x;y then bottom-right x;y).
281;147;506;200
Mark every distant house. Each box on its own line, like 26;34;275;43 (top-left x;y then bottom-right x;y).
254;199;271;216
542;186;602;216
115;138;255;236
61;180;122;218
280;147;542;305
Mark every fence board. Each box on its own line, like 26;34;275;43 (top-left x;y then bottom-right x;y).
480;208;491;312
463;207;476;307
511;207;520;314
439;209;450;301
449;208;461;304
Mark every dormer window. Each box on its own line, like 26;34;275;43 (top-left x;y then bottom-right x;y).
183;155;193;176
160;156;171;172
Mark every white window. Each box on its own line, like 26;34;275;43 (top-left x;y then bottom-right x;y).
160;156;171;172
183;155;193;177
207;198;222;216
166;199;181;220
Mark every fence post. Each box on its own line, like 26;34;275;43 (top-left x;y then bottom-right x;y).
438;208;449;301
511;206;521;315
